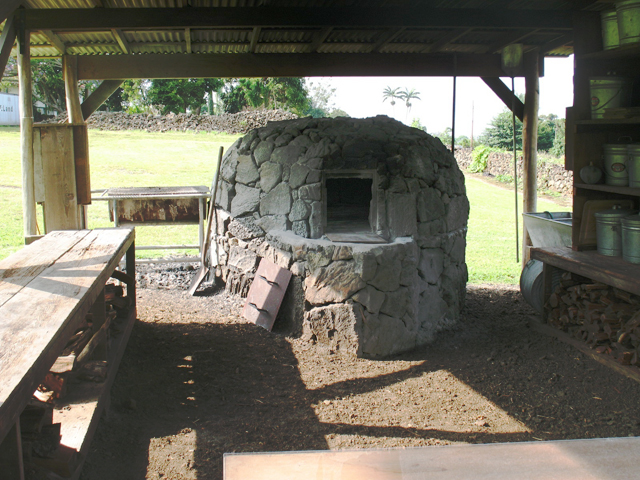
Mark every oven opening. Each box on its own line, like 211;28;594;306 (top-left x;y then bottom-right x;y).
325;177;373;234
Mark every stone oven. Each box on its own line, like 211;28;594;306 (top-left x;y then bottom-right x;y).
212;115;469;357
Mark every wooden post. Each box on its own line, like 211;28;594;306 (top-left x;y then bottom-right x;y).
63;55;84;124
63;55;89;227
17;25;36;239
521;49;539;265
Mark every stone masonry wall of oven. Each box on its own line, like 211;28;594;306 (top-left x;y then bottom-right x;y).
211;116;470;357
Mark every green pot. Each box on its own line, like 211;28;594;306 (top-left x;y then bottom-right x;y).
617;0;640;45
595;205;637;256
622;215;640;263
602;10;620;50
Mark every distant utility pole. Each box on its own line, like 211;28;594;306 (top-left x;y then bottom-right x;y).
471;101;474;150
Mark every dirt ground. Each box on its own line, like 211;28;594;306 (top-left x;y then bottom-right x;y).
81;278;640;480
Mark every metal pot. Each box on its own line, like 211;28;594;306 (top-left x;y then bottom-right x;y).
617;0;640;45
595;205;638;256
602;10;620;50
622;214;640;263
603;143;630;186
590;77;632;119
627;144;640;188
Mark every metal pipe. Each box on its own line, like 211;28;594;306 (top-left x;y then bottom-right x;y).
512;76;520;264
451;75;457;153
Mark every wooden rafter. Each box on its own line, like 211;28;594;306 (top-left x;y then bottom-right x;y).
111;28;130;54
538;33;573;55
0;0;22;24
485;29;538;54
308;27;332;53
249;26;260;53
81;80;124;120
23;7;575;31
423;27;472;53
369;27;405;53
185;27;192;53
76;52;524;80
41;30;66;54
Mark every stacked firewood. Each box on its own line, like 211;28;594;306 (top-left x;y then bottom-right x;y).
546;272;640;366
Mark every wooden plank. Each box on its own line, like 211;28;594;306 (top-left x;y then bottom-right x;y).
0;230;90;308
39;125;81;231
528;316;640;385
530;247;640;296
33;128;44;204
0;228;134;445
73;124;91;205
0;420;24;480
23;7;575;31
76;52;524;80
224;437;640;480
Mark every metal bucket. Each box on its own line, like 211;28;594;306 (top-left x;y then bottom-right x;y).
590;77;632;119
602;10;620;50
520;259;544;314
617;0;640;45
603;143;630;186
627;144;640;188
595;206;637;256
622;215;640;263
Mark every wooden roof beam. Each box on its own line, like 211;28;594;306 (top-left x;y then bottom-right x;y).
23;7;575;31
481;76;524;122
81;79;123;120
423;27;472;53
0;0;22;24
77;52;525;80
538;32;573;55
0;15;17;83
41;30;66;54
185;27;192;53
111;28;130;54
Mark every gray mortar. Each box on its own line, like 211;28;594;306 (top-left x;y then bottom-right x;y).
211;115;469;357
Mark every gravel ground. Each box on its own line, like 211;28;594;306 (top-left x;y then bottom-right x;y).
80;266;640;480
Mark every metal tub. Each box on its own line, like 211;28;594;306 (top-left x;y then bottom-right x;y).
522;212;573;249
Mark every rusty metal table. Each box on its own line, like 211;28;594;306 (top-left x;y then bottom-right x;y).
93;186;209;260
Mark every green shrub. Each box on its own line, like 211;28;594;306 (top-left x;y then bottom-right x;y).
469;145;492;173
495;174;513;184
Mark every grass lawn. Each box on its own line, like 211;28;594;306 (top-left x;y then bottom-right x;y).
465;175;563;284
0;128;567;284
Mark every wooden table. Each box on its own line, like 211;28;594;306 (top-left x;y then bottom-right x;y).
224;437;640;480
0;228;136;479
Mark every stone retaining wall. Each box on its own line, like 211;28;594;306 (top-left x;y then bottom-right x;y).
455;148;572;196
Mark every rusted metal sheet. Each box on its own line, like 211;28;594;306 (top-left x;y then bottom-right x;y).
100;186;209;225
111;197;202;224
243;258;292;331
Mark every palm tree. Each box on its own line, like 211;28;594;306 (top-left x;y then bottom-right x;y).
399;88;421;121
382;86;401;116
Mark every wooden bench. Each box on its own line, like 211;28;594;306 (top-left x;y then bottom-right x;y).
224;437;640;480
0;228;136;479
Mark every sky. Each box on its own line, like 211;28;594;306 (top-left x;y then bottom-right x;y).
308;55;574;139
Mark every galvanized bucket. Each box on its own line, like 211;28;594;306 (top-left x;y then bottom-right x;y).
628;144;640;188
622;215;640;263
602;10;620;50
595;206;637;256
590;77;632;119
617;0;640;45
603;143;630;186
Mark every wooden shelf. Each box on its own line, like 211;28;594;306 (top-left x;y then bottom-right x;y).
578;43;640;62
53;308;136;480
575;183;640;197
531;247;640;296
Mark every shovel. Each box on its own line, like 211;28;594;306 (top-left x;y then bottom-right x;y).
188;146;224;295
